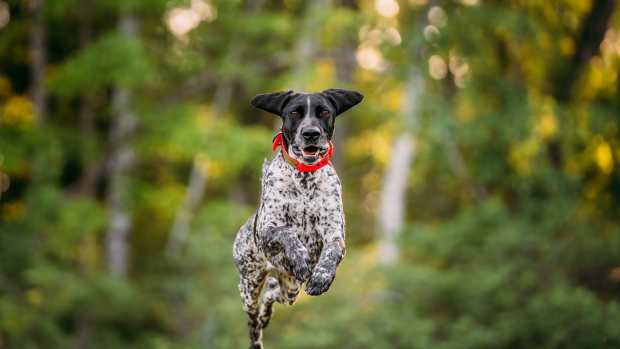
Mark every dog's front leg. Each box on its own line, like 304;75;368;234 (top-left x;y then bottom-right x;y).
305;238;345;296
261;226;312;282
306;188;346;296
305;181;346;296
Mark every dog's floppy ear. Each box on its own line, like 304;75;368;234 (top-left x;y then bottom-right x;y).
321;88;364;116
250;90;295;116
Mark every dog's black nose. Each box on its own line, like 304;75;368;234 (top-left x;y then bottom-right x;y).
302;127;321;141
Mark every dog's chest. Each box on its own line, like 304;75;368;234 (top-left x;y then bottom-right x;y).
285;173;327;262
262;154;343;264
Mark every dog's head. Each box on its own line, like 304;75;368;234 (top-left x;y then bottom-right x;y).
251;89;363;164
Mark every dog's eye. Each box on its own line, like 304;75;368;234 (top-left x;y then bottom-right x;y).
320;110;331;118
290;111;300;118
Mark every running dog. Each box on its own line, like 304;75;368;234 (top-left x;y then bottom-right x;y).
233;89;363;349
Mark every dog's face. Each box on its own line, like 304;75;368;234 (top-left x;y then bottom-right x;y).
251;89;363;164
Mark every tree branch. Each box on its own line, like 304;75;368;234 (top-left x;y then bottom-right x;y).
554;0;616;101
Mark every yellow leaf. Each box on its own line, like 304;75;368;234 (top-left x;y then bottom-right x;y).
595;141;613;175
381;87;402;113
2;96;34;128
536;113;557;139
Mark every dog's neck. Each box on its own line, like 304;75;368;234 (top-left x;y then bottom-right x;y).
271;152;327;190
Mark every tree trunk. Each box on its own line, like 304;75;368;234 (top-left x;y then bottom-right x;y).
377;68;423;265
77;94;100;196
554;0;616;101
77;14;100;197
165;156;208;256
75;12;95;349
548;0;616;169
376;1;437;265
164;60;235;258
165;1;265;257
29;0;47;123
105;14;138;277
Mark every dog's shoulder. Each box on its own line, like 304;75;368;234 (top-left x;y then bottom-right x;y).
261;158;270;179
261;153;292;191
260;158;271;189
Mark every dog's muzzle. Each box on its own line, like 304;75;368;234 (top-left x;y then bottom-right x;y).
292;127;329;164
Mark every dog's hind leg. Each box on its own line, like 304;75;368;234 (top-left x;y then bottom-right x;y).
277;274;302;305
239;270;267;349
256;273;302;334
258;276;282;330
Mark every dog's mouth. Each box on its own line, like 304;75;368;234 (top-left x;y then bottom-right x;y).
302;145;320;157
291;144;329;163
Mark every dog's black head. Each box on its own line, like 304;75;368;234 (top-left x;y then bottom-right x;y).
251;89;363;164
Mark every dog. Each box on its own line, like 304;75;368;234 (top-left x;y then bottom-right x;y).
233;89;363;349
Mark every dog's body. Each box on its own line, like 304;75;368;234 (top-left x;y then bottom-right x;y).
233;152;345;347
233;89;363;349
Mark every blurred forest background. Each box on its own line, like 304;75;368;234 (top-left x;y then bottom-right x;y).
2;0;620;348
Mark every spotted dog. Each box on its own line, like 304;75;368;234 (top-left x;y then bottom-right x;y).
233;89;363;349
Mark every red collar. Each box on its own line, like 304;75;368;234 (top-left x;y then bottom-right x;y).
272;132;333;172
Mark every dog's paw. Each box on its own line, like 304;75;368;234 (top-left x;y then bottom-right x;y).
305;268;335;296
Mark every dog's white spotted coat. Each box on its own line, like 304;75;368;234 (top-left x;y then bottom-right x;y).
233;151;345;349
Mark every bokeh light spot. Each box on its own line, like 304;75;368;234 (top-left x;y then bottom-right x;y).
423;25;440;41
449;54;470;87
0;1;9;29
428;6;447;27
356;45;387;72
375;0;400;18
165;0;217;40
385;27;402;45
428;55;447;80
460;0;479;5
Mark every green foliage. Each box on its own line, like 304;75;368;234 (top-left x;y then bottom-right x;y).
49;33;154;97
375;200;620;349
2;0;620;348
